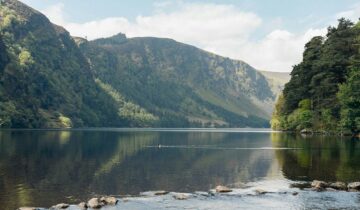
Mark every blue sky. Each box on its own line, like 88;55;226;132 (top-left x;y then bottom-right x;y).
20;0;360;72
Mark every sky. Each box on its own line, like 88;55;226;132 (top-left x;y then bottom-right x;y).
20;0;360;72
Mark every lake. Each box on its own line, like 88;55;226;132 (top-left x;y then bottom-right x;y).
0;129;359;209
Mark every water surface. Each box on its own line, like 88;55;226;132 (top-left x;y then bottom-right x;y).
0;129;359;209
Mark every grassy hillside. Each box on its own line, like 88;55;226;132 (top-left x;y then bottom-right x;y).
78;34;280;127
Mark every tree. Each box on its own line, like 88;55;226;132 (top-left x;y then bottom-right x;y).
273;18;360;134
338;68;360;133
18;49;33;67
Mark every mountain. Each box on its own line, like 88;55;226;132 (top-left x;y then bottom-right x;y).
271;18;360;134
0;0;122;128
78;34;280;127
0;0;285;128
259;71;290;107
260;71;290;92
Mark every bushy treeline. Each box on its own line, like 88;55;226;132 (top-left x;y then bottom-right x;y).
271;18;360;134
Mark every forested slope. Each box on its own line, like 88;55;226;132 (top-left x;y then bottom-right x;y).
0;0;122;128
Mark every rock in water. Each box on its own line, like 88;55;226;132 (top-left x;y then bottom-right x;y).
290;182;311;189
311;180;328;190
300;129;313;134
18;208;38;210
215;185;232;193
348;182;360;191
52;203;69;209
173;193;189;200
78;202;87;209
154;191;169;195
326;188;337;192
100;196;118;205
87;198;103;209
330;182;347;190
255;189;268;195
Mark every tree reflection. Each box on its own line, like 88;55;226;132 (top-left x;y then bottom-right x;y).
271;133;360;182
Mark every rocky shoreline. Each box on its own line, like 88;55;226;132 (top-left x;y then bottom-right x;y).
298;129;360;137
18;180;360;210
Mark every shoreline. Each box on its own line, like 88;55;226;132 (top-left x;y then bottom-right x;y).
18;180;360;210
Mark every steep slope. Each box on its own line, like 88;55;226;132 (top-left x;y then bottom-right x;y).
79;34;278;127
0;0;121;128
260;71;290;91
259;71;290;101
271;18;360;134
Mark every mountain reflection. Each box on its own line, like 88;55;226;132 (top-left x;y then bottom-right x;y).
0;130;281;209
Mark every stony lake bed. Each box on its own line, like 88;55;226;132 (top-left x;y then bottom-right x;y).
1;129;359;209
19;180;360;210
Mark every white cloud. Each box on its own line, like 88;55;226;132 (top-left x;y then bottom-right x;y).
41;2;330;72
336;3;360;22
42;3;66;25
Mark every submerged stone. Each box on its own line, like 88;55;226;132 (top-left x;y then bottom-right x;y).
100;196;118;205
52;203;69;209
87;198;103;209
78;202;87;209
348;182;360;190
154;191;169;195
173;193;189;200
290;182;311;189
329;182;347;190
311;180;328;189
215;185;232;193
255;189;267;195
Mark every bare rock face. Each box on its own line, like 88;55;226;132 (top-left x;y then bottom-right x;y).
51;203;69;209
215;185;232;193
329;182;347;190
348;182;360;191
87;198;103;209
311;180;328;190
100;196;118;205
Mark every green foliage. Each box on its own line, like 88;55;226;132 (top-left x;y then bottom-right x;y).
299;99;311;110
96;79;159;127
282;102;314;131
0;5;19;29
273;18;360;134
18;48;33;67
338;68;360;133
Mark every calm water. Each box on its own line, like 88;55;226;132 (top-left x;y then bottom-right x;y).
0;129;359;209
